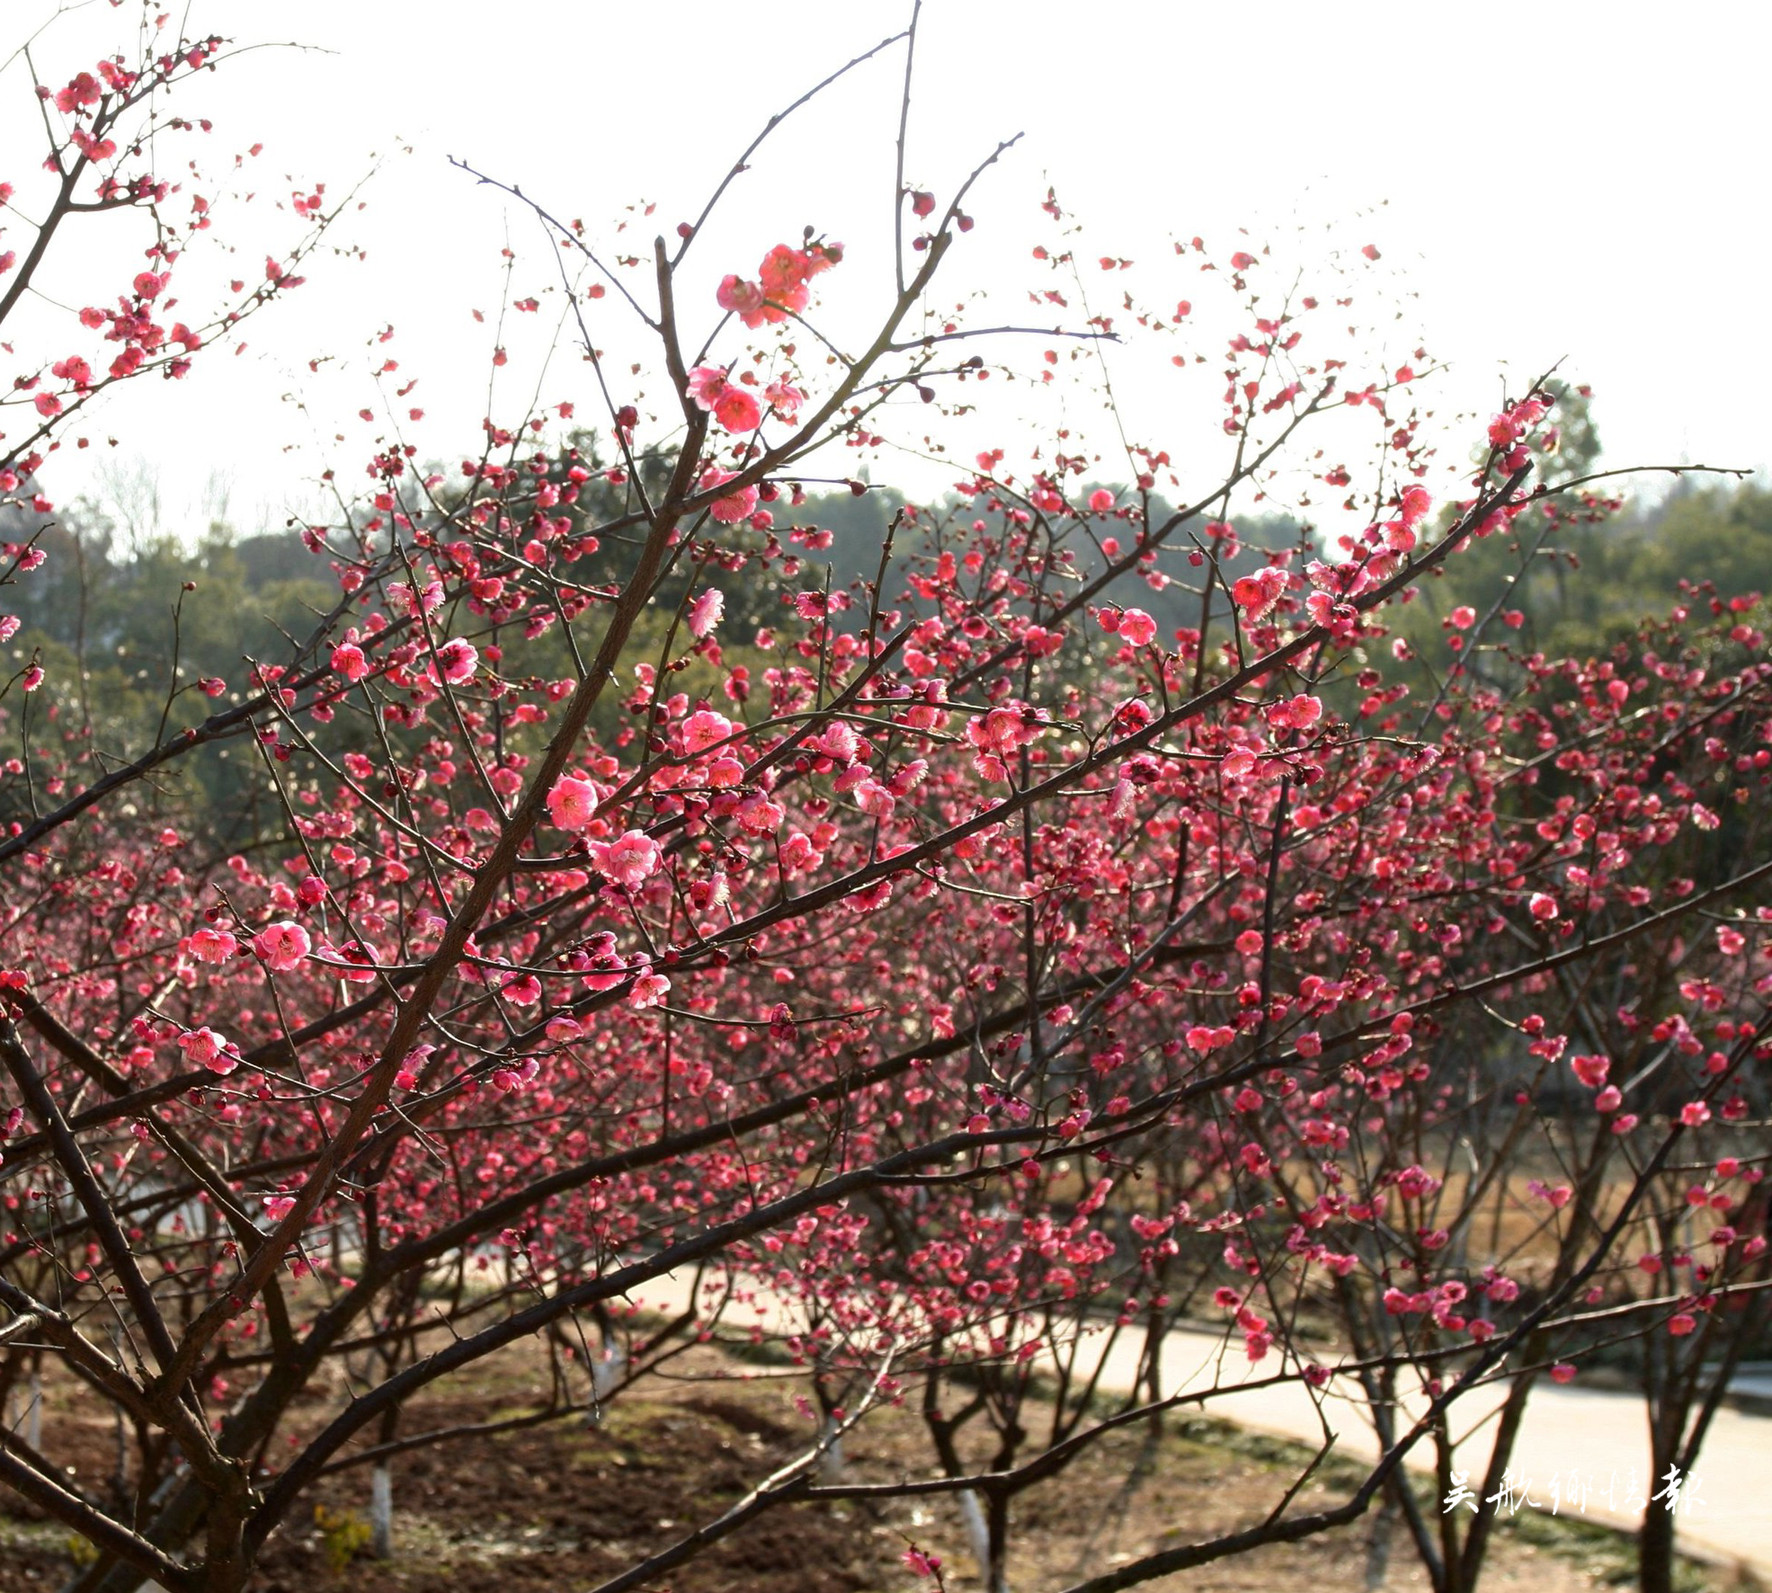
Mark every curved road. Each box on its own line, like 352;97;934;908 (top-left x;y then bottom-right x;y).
632;1270;1772;1579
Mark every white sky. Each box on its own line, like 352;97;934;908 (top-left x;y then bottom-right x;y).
7;0;1768;537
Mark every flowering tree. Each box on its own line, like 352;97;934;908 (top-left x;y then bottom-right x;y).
1;10;1768;1593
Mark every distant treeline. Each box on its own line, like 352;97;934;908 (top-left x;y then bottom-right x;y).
1;444;1765;841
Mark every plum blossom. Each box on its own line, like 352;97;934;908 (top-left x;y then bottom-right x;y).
737;792;786;833
1570;1054;1610;1089
715;241;841;327
687;588;725;639
547;775;599;832
590;830;662;889
1267;693;1323;731
1231;566;1288;621
855;779;895;819
685;366;728;409
330;641;370;681
685;366;762;433
1110;698;1153;735
682;709;735;756
698;466;759;525
431;638;478;685
715;274;767;323
1527;1180;1575;1211
764;377;806;421
493;1058;541;1092
1115;608;1158;647
390;578;444;617
712;388;761;432
1399;485;1432;526
964;705;1043;780
186;927;239;964
815;720;861;765
254;921;312;972
178;1027;239;1075
903;1548;942;1579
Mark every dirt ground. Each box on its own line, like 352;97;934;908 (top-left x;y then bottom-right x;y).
0;1340;1733;1593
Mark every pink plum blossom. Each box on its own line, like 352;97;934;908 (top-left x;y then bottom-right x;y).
178;1027;238;1075
186;927;239;964
547;775;599;832
682;710;735;756
687;588;725;639
1116;608;1157;646
254;920;312;971
331;642;370;681
590;830;662;889
432;638;478;685
699;467;759;525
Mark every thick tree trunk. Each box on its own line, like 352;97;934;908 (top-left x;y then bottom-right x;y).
817;1415;846;1483
25;1368;42;1450
368;1405;399;1558
1362;1488;1396;1592
1637;1492;1676;1593
588;1335;625;1422
985;1490;1012;1593
958;1490;995;1589
370;1466;394;1561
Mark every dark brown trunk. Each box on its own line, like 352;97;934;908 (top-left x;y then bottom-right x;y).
1637;1492;1676;1593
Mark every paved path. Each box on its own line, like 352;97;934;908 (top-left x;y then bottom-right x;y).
627;1270;1772;1579
1078;1319;1772;1577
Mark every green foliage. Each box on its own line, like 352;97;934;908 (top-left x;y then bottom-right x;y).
312;1503;373;1574
1393;479;1772;692
9;444;1765;867
0;509;340;837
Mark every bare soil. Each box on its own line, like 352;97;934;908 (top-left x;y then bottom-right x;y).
0;1340;1728;1593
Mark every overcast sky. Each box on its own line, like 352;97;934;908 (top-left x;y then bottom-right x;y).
8;0;1768;536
